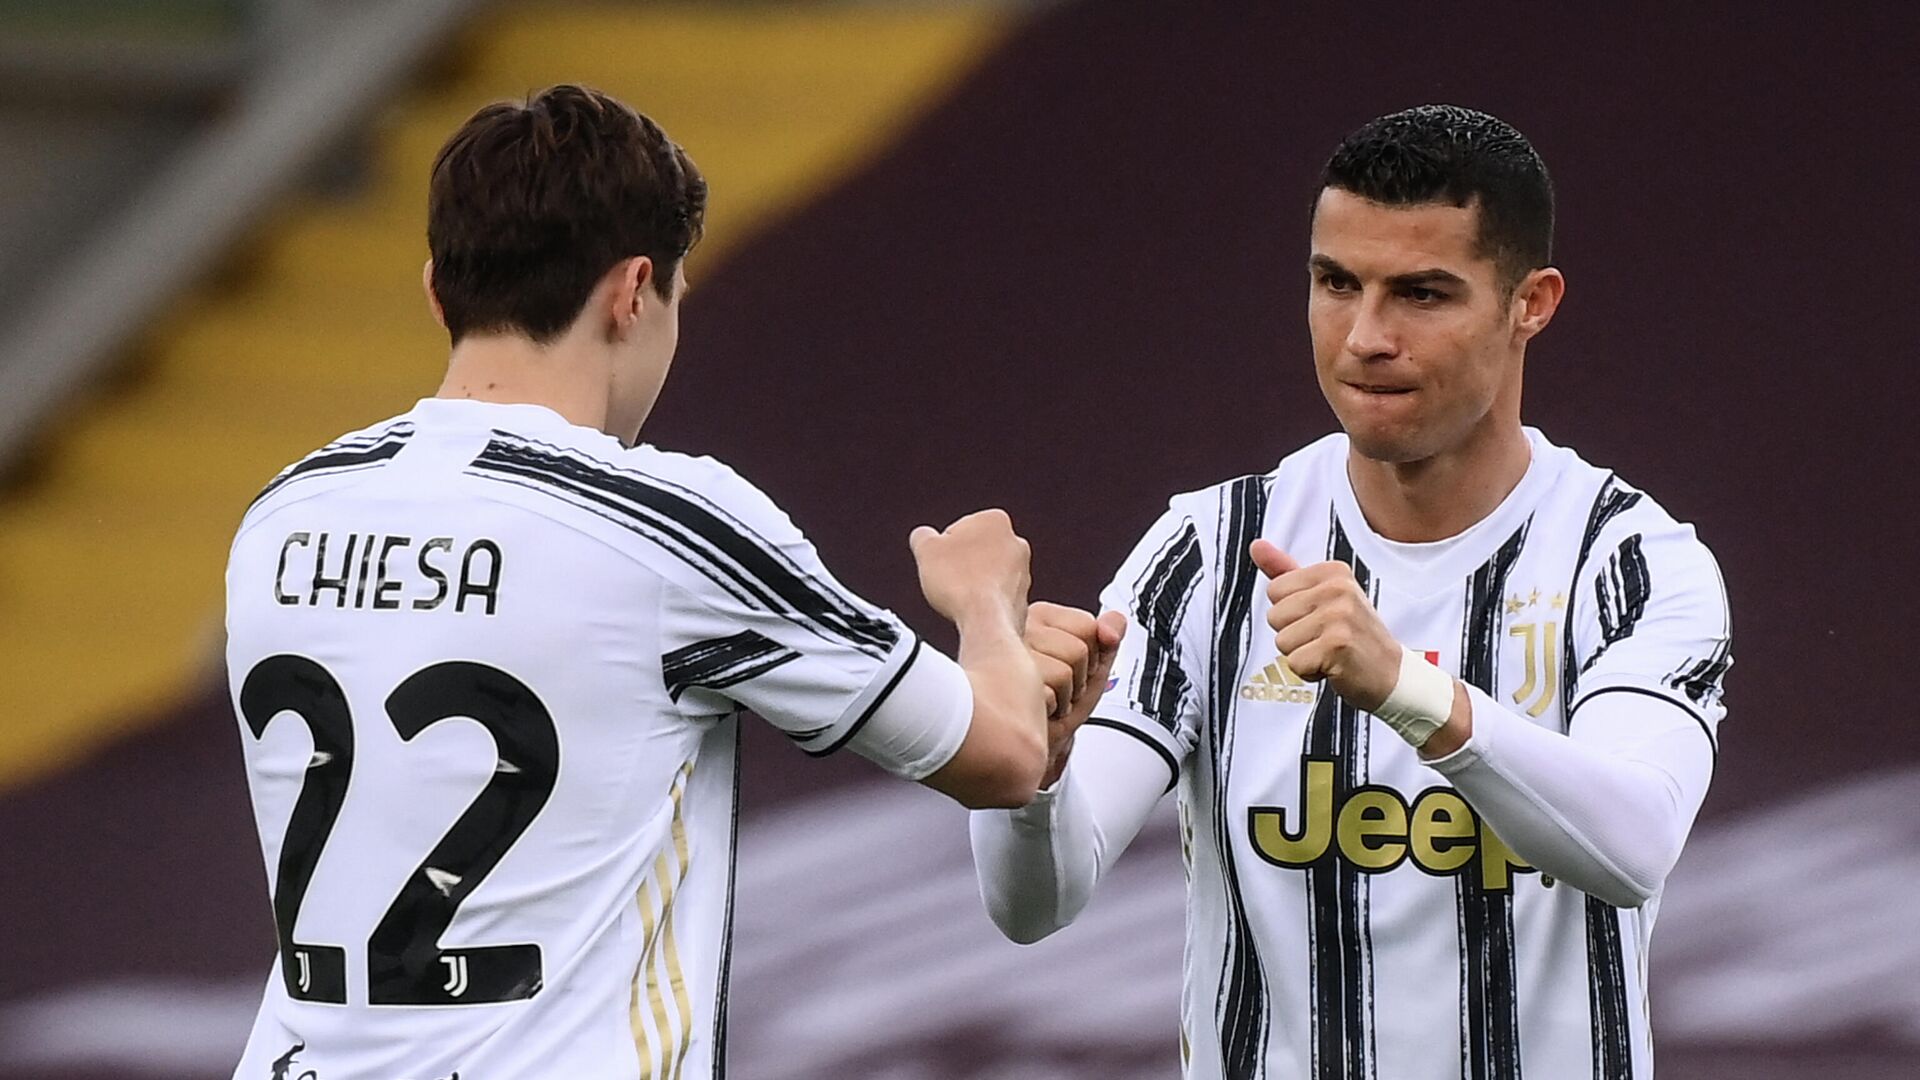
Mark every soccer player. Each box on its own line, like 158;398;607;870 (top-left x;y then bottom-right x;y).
225;85;1063;1080
971;105;1733;1080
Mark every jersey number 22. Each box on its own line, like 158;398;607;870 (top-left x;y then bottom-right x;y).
239;655;558;1007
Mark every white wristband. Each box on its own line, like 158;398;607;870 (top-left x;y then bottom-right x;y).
1373;647;1456;749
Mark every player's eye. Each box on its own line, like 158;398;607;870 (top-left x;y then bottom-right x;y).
1318;273;1358;294
1402;286;1446;305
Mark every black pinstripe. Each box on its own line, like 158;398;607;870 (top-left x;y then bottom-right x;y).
1209;476;1273;1080
469;436;899;658
1560;478;1643;1080
1667;639;1732;708
662;630;801;702
1584;534;1652;674
1458;520;1532;1080
1128;521;1205;736
711;725;741;1079
250;424;414;508
1304;513;1377;1080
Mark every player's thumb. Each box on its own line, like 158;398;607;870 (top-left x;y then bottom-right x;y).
1090;610;1127;674
1249;538;1300;578
908;525;939;558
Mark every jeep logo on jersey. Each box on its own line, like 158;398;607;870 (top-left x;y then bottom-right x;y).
1247;758;1534;891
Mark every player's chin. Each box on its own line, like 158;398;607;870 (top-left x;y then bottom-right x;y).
1334;404;1432;463
1346;432;1429;464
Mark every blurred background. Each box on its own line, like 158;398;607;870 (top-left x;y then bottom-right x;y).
0;1;1916;1078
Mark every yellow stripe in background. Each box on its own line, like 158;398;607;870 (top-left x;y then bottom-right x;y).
0;3;1012;791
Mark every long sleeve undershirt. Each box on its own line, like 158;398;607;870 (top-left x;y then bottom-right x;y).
970;687;1715;942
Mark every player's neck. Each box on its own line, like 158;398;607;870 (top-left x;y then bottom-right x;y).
1345;420;1532;544
437;333;615;437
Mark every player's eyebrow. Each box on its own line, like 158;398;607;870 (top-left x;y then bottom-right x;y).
1383;268;1468;290
1309;256;1468;290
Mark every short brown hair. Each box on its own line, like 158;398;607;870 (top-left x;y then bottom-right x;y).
427;84;707;345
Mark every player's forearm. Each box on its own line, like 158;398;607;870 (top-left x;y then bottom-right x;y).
969;724;1169;942
969;774;1101;943
1425;685;1713;907
951;611;1051;804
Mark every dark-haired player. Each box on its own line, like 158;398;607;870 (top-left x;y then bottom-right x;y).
226;85;1063;1079
973;105;1732;1079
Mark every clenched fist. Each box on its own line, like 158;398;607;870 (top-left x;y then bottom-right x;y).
1249;538;1402;712
1024;602;1127;787
909;509;1032;634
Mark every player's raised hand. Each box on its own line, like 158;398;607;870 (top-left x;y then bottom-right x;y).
1024;602;1127;787
1249;538;1402;712
909;509;1032;633
1025;602;1127;717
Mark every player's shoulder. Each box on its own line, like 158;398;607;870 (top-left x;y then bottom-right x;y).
1533;431;1723;578
622;444;803;541
1154;434;1336;529
466;426;805;551
1099;449;1308;609
241;412;419;526
259;413;418;488
1116;436;1344;572
1143;432;1339;547
288;412;419;460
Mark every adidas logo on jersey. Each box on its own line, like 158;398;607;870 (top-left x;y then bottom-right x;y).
1240;657;1314;704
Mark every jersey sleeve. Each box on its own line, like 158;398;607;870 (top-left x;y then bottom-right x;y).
1087;495;1213;782
649;458;942;767
1566;496;1733;751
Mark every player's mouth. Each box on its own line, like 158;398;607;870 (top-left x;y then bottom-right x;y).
1345;381;1416;395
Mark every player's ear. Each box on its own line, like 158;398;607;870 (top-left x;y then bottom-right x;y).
609;256;654;335
1513;266;1564;343
422;259;447;330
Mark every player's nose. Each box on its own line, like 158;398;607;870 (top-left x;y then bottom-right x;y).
1344;296;1399;361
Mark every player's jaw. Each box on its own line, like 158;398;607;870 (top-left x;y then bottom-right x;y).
1319;341;1516;465
1312;333;1483;465
1326;373;1442;462
1310;324;1450;460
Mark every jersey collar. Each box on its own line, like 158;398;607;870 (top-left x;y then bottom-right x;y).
1324;427;1565;594
404;397;587;434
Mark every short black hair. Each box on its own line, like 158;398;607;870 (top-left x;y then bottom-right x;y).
428;84;707;345
1318;104;1553;290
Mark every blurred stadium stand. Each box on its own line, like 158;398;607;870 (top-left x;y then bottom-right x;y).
1;3;1916;1079
0;0;239;343
0;0;484;786
0;0;1012;792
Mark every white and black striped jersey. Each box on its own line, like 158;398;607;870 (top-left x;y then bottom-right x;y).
223;399;969;1080
1090;429;1731;1080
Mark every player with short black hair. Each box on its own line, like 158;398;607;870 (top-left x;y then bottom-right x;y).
1319;103;1554;295
226;84;1066;1080
974;105;1731;1080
